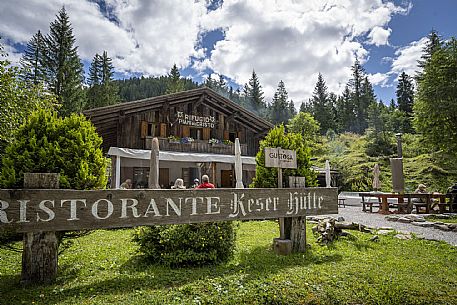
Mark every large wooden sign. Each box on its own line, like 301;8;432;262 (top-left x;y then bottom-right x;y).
0;188;337;233
176;111;216;128
265;148;297;169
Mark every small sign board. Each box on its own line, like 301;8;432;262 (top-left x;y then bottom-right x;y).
265;148;297;169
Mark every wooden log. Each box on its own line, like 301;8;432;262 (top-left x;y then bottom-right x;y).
290;216;306;252
22;173;59;284
148;137;160;189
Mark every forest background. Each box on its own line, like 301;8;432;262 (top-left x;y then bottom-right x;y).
2;7;457;193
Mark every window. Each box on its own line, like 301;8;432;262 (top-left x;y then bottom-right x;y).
190;128;202;140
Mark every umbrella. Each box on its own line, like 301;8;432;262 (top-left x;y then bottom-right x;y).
372;163;381;191
235;138;244;188
325;160;331;187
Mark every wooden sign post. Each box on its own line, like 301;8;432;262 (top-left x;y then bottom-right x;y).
1;186;337;281
21;173;60;284
264;147;308;254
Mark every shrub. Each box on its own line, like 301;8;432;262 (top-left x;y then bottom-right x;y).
133;221;238;267
0;108;107;249
0;108;107;189
251;124;317;188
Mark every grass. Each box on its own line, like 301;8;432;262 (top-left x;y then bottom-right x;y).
1;221;457;305
425;215;457;224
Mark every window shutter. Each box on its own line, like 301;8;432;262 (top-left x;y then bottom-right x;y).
182;126;190;137
140;121;148;139
160;123;167;137
203;128;210;140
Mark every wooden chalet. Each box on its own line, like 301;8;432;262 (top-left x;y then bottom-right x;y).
84;87;273;188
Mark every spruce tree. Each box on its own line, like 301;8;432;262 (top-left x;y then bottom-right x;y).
269;80;293;125
348;58;366;133
20;30;46;85
396;72;414;132
166;64;185;94
86;51;119;109
244;70;266;114
43;7;85;116
414;37;457;155
310;73;334;134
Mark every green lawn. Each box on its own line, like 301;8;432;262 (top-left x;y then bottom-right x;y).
1;221;456;305
425;215;457;224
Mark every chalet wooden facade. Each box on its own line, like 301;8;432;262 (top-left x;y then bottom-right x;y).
84;87;273;188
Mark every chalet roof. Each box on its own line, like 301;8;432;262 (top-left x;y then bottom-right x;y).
83;87;273;135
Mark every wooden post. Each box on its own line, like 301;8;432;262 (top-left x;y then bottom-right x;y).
274;167;293;255
149;137;160;189
22;173;59;284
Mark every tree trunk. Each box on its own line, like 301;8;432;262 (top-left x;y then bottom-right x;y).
21;173;59;284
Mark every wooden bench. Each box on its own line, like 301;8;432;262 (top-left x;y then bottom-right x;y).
338;198;346;208
359;193;381;213
438;193;457;213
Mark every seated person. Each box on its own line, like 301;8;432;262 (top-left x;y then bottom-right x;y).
412;184;427;203
446;182;457;204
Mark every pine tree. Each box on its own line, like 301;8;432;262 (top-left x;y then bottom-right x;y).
42;7;85;116
414;37;457;155
417;30;443;72
269;80;293;125
396;72;414;132
246;70;265;111
309;73;335;134
335;86;355;133
166;64;185;94
348;58;366;133
20;30;46;85
88;53;101;86
86;51;119;109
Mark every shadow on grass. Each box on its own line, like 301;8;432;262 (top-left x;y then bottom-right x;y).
0;243;344;304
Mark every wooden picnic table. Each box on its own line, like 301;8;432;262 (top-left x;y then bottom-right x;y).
358;192;448;214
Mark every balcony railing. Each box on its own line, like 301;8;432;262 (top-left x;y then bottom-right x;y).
145;137;248;155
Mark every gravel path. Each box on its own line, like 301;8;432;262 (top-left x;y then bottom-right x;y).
326;195;457;246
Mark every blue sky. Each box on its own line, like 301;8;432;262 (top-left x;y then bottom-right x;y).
0;0;456;108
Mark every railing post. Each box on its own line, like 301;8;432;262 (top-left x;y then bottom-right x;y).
21;173;59;284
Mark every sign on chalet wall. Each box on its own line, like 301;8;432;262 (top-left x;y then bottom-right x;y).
176;111;216;128
0;188;337;233
265;148;297;169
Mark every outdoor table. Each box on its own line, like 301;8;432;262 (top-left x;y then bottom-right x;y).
358;192;447;214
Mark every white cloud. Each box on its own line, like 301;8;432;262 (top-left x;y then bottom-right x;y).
0;0;412;107
0;0;206;75
200;0;408;107
368;72;391;87
367;27;392;46
391;36;428;76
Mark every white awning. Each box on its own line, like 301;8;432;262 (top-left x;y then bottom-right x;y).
107;147;257;165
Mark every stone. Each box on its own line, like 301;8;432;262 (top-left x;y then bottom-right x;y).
411;221;434;227
386;215;400;222
337;216;345;222
448;224;457;230
378;226;393;230
394;233;412;240
377;230;392;235
370;235;379;242
273;238;293;255
435;224;451;231
404;215;425;222
397;217;412;223
433;214;451;219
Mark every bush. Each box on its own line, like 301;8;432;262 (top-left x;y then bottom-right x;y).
0;108;107;189
251;124;317;188
133;222;238;267
0;108;107;248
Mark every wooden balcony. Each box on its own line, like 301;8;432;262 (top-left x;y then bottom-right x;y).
145;137;248;155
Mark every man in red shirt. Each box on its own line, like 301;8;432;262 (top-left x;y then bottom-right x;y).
195;175;215;189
